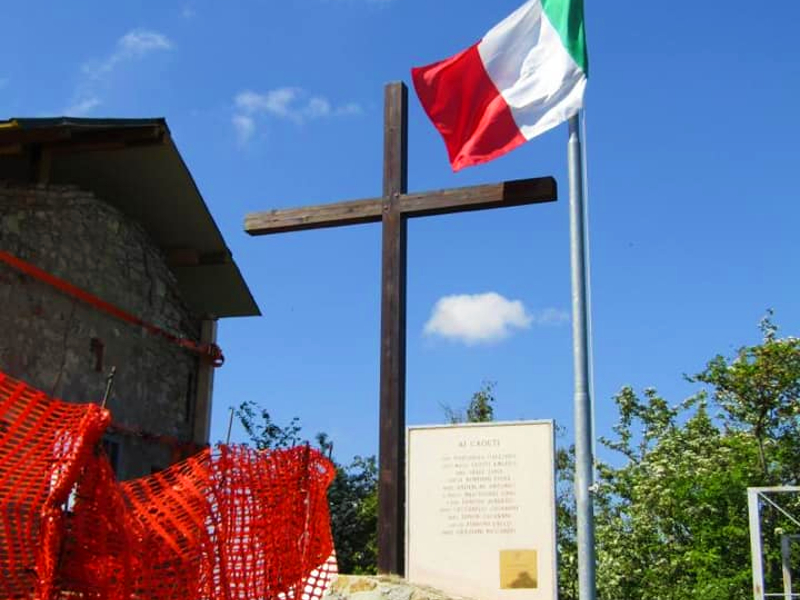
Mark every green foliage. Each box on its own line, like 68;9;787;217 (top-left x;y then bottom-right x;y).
467;381;496;423
327;452;378;574
594;388;760;600
555;313;800;600
689;310;800;481
236;400;302;450
443;381;497;424
556;440;579;600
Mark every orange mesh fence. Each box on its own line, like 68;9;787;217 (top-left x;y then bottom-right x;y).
0;371;111;599
0;371;338;600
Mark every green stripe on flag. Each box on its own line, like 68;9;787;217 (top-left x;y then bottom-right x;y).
542;0;588;75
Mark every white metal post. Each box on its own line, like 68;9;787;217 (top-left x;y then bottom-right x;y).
749;488;765;600
568;113;596;600
782;535;792;600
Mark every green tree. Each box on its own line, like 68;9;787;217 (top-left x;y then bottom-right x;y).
556;440;579;600
316;432;378;574
577;314;800;600
689;310;800;481
236;400;302;449
443;381;497;424
594;388;759;600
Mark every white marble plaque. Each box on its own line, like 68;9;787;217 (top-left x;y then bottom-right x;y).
406;421;556;600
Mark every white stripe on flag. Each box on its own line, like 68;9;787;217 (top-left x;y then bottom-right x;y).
478;0;586;141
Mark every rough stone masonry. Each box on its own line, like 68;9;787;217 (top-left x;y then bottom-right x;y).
0;180;201;479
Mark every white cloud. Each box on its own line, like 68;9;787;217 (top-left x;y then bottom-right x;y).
531;307;570;326
424;293;569;345
64;96;101;116
235;88;299;120
83;29;173;79
335;101;363;116
62;29;173;117
0;78;8;89
119;30;172;55
305;96;332;119
424;293;532;345
232;114;256;145
232;87;362;141
181;5;197;19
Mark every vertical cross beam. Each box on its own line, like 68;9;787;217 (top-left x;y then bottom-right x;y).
378;82;408;575
243;80;557;576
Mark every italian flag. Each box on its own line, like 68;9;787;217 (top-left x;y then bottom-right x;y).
412;0;588;171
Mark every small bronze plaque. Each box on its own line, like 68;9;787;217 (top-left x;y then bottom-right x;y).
499;549;538;589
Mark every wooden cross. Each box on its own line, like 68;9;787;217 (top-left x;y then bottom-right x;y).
245;82;557;575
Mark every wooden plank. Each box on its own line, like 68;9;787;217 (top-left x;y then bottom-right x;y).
244;197;383;235
383;83;408;198
377;81;408;576
166;249;232;267
399;176;557;217
244;177;556;236
36;149;52;184
0;144;23;155
0;124;164;148
0;128;70;146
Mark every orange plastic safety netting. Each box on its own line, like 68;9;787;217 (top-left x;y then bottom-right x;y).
0;371;338;600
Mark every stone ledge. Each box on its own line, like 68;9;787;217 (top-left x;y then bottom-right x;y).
326;575;476;600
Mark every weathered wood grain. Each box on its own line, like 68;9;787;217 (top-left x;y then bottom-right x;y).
245;177;556;235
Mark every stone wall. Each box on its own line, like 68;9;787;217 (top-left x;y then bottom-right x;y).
0;180;202;479
326;575;474;600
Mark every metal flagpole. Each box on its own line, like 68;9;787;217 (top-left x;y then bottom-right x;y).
568;112;597;600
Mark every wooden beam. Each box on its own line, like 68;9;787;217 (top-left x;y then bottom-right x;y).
0;143;23;155
399;176;556;217
244;196;383;235
167;248;201;267
47;141;145;154
0;128;70;146
166;249;233;267
244;176;557;236
377;81;408;576
28;145;53;184
0;124;164;148
36;149;52;184
0;126;167;165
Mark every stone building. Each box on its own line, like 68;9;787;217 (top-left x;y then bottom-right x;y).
0;117;259;479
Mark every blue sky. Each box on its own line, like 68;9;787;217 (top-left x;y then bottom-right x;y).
3;1;798;463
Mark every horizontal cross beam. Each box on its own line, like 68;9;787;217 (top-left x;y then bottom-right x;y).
244;176;557;236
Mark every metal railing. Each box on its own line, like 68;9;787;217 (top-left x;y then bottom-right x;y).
748;487;800;600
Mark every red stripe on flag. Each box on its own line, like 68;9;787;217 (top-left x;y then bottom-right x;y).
412;43;526;171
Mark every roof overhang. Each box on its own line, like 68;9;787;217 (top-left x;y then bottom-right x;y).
0;117;260;318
